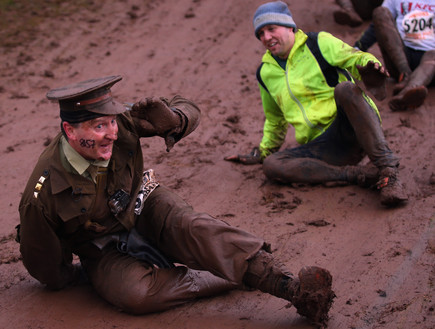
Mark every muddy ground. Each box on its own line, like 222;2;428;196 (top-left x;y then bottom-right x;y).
0;0;434;328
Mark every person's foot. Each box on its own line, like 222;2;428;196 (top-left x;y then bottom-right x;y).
389;85;428;111
392;72;410;95
377;167;408;206
292;266;335;328
333;9;363;27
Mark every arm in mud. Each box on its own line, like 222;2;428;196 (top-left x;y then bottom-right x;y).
19;202;80;290
130;95;200;151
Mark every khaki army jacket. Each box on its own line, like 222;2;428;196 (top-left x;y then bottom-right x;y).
18;96;199;289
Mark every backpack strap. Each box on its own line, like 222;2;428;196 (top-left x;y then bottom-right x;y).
256;62;269;93
306;32;351;87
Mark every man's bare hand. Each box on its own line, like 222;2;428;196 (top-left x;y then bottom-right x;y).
357;61;390;101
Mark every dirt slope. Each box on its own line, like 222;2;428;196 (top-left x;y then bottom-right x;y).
0;0;434;328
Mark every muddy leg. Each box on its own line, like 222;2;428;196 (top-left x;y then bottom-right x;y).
372;6;412;81
335;81;408;206
351;0;382;20
263;156;378;187
389;50;435;111
334;0;363;27
85;249;238;314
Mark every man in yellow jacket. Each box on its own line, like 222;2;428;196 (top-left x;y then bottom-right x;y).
226;0;407;207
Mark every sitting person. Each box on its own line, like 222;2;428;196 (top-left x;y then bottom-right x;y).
17;75;335;327
354;0;435;111
225;1;408;207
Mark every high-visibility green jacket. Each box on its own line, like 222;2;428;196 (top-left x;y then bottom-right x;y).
257;29;381;159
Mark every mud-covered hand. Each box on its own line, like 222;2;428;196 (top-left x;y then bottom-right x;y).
357;61;390;101
130;97;183;151
224;147;262;165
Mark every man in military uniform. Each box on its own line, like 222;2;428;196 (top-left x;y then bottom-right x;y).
18;76;334;326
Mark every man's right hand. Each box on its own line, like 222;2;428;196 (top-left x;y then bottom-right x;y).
224;147;262;165
357;61;389;101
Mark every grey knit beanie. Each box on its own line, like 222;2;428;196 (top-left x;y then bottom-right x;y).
253;1;296;39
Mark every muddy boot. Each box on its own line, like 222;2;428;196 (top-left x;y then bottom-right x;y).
344;163;379;188
376;167;408;206
372;7;412;81
292;266;335;328
243;250;335;327
333;0;363;27
389;51;435;111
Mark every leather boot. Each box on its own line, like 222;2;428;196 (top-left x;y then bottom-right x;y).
333;0;363;27
376;167;408;206
389;51;435;111
243;250;335;327
372;7;412;81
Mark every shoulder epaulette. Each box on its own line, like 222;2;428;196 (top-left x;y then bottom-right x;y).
33;169;50;199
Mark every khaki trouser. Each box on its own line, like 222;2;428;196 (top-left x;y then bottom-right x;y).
83;186;265;314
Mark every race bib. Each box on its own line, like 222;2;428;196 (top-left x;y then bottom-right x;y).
402;10;434;41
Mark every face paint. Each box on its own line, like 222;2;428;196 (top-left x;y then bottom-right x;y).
67;115;118;161
79;139;96;149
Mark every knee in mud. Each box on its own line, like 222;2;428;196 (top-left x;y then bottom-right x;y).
334;81;357;102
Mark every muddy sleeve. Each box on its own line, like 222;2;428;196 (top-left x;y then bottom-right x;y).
317;31;381;80
19;202;77;290
165;95;201;142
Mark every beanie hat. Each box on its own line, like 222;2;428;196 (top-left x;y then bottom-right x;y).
253;1;296;39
